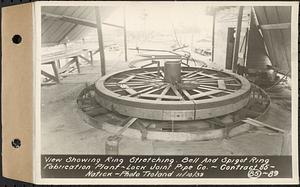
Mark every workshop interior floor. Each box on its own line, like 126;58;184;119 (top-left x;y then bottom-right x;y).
41;60;292;156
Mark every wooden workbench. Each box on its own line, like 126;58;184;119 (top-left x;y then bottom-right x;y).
41;48;95;84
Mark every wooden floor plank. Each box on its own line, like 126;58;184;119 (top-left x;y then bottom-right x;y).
244;118;285;133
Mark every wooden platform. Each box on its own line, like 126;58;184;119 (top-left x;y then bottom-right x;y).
41;48;95;84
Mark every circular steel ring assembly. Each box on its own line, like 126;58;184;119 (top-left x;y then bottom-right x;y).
95;62;251;121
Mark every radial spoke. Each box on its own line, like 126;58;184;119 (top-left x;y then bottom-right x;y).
182;75;206;81
129;79;149;83
197;85;234;93
196;77;235;82
192;89;215;98
130;78;163;83
190;90;222;99
135;74;155;79
203;72;219;77
226;83;241;86
112;89;125;93
197;85;218;91
199;83;218;86
146;79;164;83
189;73;203;79
113;85;153;94
149;72;158;77
171;85;184;100
193;88;207;93
111;77;128;81
122;83;146;86
182;89;193;100
143;85;168;94
138;71;159;75
182;70;194;73
140;94;181;100
121;85;137;95
157;85;170;101
192;89;202;93
160;70;165;78
197;72;221;79
130;85;154;89
181;70;199;78
130;86;155;97
124;81;149;84
105;83;118;87
119;75;135;84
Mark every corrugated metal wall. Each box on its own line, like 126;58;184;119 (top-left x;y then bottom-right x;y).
254;6;291;74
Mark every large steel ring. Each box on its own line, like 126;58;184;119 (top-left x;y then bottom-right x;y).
95;67;251;121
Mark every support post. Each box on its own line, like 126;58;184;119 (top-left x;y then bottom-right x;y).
75;56;80;73
123;7;128;62
41;70;60;83
57;59;61;69
51;61;60;83
232;6;244;73
95;7;106;76
211;12;216;62
89;50;94;66
281;131;291;155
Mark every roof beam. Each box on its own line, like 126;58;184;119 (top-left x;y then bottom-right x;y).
42;12;97;27
42;12;124;29
102;22;124;29
259;23;291;30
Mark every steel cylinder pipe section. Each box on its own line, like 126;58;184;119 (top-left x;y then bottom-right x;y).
164;61;181;84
